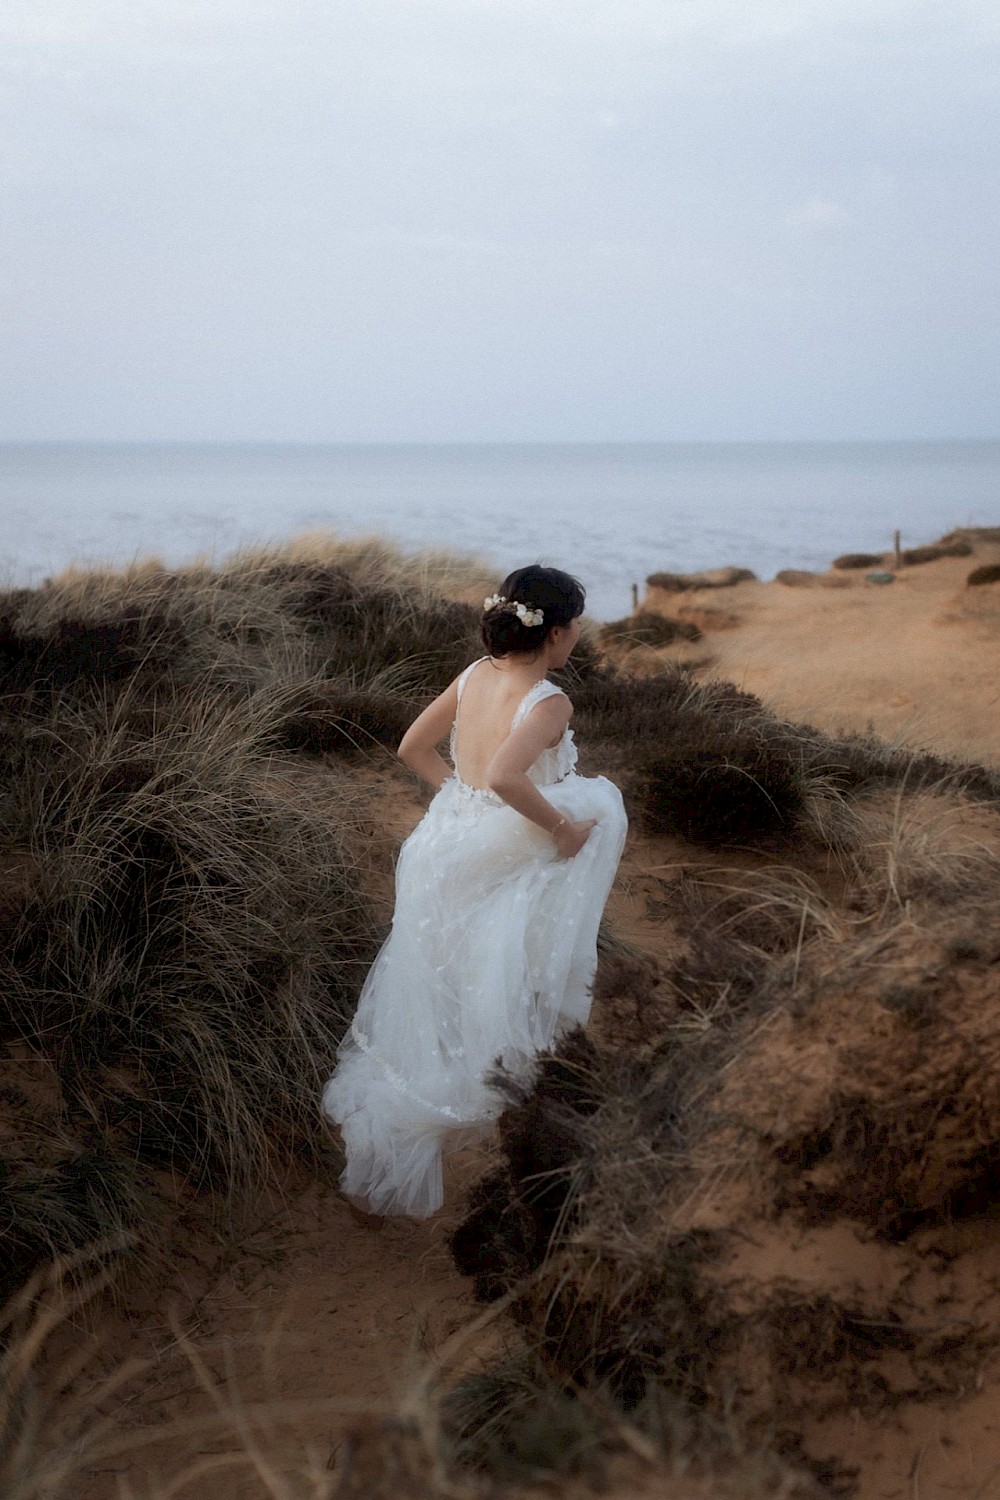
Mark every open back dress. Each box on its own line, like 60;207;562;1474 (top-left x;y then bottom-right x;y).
321;659;627;1217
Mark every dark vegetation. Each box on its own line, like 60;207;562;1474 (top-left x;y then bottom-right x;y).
563;665;1000;847
599;612;701;648
831;553;885;570
0;549;488;1297
968;564;1000;586
646;567;756;592
901;541;972;564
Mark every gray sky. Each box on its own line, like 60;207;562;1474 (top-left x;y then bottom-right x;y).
2;0;998;442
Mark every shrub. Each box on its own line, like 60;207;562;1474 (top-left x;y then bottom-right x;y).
0;688;378;1293
774;569;819;587
599;613;701;649
901;542;972;564
646;567;756;592
968;564;1000;587
832;552;884;569
634;739;804;847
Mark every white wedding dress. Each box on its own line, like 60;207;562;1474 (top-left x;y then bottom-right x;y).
321;660;627;1217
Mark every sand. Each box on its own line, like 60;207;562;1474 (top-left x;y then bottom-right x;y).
641;535;1000;767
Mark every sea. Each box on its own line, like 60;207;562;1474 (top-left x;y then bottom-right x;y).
2;441;998;622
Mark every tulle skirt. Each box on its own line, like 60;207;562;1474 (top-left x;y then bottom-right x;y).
321;771;627;1217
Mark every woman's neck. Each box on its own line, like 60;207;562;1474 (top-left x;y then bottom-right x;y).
486;652;549;684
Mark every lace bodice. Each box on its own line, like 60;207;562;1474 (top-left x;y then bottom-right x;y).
450;659;578;799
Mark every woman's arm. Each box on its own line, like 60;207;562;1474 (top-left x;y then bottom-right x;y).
397;679;460;790
486;697;595;857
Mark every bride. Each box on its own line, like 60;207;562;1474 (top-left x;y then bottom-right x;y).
321;565;627;1218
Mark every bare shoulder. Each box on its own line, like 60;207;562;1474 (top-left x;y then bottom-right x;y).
527;690;572;728
540;682;573;714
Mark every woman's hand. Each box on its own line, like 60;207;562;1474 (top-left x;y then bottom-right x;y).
552;817;596;858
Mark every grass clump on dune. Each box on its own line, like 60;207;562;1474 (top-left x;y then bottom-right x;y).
0;534;491;1295
566;663;1000;852
0;685;378;1295
831;552;884;570
599;613;701;650
5;540;485;713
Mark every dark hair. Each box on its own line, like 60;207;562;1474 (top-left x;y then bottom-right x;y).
480;565;586;658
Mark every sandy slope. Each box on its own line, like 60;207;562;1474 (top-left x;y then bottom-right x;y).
640;536;1000;766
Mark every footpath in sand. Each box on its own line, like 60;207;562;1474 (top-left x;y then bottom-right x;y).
72;1163;483;1500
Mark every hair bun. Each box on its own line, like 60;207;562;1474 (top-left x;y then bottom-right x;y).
480;565;585;658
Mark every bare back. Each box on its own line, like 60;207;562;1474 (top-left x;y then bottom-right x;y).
452;659;562;789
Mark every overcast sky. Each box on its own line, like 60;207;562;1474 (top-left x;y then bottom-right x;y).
2;0;998;442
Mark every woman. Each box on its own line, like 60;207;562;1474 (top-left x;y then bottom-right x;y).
322;565;627;1217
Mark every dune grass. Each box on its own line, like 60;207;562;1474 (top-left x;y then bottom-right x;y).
1;687;379;1295
0;536;490;1297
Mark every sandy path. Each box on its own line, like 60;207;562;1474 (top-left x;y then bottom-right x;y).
74;1152;491;1499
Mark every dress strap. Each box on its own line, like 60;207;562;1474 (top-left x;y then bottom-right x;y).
511;678;567;731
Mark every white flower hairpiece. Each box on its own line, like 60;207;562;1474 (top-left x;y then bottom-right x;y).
514;602;544;627
482;594;545;627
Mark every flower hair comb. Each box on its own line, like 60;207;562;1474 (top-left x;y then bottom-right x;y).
483;594;544;627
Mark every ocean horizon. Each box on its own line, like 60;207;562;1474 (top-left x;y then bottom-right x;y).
3;439;998;622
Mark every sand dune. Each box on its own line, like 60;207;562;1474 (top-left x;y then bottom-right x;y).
3;529;999;1500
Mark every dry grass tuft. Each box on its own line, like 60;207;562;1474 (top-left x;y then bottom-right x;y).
0;692;378;1291
600;614;701;650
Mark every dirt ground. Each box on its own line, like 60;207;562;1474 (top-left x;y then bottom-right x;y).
69;1159;485;1500
641;535;1000;767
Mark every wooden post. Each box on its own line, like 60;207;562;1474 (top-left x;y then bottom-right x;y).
631;582;639;612
893;530;902;568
